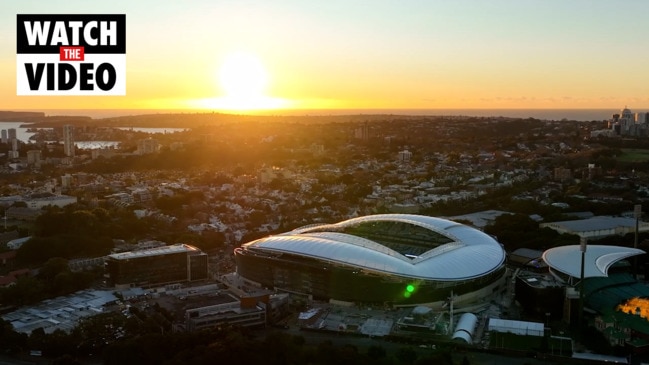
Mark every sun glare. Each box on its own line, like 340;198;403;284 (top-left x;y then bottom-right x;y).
219;52;268;99
191;51;290;112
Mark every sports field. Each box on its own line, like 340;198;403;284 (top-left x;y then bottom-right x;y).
619;149;649;163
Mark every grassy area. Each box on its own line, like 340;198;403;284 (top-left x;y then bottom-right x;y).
619;149;649;163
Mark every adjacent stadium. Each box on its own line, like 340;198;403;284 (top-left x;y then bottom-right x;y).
234;214;507;307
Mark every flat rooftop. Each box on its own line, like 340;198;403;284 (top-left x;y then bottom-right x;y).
1;289;117;334
108;243;200;260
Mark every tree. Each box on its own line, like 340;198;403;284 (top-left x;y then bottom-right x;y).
70;210;99;235
367;344;387;360
0;317;28;354
39;257;69;282
73;312;128;355
50;355;81;365
396;347;418;365
9;276;45;305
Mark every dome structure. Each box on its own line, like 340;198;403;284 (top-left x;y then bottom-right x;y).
234;214;507;306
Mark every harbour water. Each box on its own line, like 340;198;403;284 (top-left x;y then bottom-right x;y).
0;121;186;147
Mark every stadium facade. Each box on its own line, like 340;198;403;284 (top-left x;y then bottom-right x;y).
234;214;507;308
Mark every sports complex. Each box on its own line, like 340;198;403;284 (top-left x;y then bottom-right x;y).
234;214;508;307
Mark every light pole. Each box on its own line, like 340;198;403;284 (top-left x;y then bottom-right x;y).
578;237;587;329
634;204;641;280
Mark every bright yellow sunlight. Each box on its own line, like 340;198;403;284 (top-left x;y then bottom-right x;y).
220;52;267;98
192;51;290;112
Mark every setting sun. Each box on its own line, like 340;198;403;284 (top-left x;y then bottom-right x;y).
219;52;267;99
190;51;290;112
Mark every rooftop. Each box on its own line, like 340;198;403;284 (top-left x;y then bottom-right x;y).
542;245;645;279
2;289;117;334
108;243;200;260
243;214;506;281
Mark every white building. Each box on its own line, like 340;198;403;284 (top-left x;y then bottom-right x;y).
26;150;41;166
540;216;649;240
137;138;159;155
63;125;75;157
398;150;412;162
25;194;77;209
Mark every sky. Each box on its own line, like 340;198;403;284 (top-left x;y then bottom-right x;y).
2;0;649;113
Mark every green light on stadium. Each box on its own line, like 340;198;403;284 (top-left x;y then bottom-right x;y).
406;284;415;293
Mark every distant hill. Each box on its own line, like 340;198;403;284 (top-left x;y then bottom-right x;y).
0;111;45;120
0;110;450;128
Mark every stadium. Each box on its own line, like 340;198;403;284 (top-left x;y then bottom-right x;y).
234;214;507;307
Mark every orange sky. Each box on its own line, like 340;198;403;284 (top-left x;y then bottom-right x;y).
2;1;649;113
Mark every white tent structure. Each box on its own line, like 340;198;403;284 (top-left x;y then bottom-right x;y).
542;245;644;280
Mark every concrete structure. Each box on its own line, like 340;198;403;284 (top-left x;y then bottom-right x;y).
446;209;512;230
24;194;77;209
185;300;267;331
259;166;293;184
1;290;118;334
398;149;412;162
488;318;544;337
63;125;74;157
105;244;208;288
137;138;159;155
235;214;507;308
540;216;649;240
61;174;73;188
26;150;41;166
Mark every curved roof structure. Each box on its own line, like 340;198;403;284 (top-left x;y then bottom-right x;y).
241;214;506;281
452;313;478;343
542;245;645;279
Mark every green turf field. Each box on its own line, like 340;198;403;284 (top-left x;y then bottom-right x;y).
619;149;649;163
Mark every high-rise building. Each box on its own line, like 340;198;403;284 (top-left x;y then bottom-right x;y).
1;130;7;144
63;125;75;157
136;138;159;155
105;244;208;288
61;174;73;188
26;150;41;166
398;149;412;162
354;122;370;141
7;128;17;141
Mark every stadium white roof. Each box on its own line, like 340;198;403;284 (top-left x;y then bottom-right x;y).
242;214;506;281
542;245;645;278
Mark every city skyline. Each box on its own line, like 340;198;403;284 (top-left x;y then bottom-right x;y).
2;1;649;113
